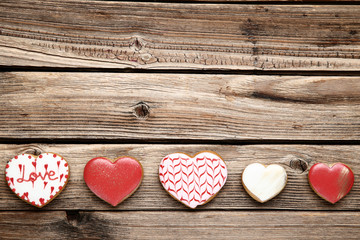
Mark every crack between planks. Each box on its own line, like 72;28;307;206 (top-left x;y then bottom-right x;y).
1;208;360;212
88;0;360;6
1;66;360;76
0;138;360;145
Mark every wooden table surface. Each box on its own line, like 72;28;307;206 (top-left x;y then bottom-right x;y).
1;0;360;239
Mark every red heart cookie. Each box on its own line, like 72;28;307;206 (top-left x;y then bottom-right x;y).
84;157;143;206
308;163;354;204
5;153;69;208
159;151;227;209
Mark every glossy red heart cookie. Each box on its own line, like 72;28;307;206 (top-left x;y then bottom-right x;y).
5;153;69;208
84;157;143;206
308;163;354;204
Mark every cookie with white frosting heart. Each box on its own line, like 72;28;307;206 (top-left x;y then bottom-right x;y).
242;163;287;203
5;153;69;208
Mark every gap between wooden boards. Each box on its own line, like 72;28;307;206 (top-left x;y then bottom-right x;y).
3;67;360;76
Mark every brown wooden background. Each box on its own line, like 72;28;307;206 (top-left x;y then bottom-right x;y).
1;0;360;239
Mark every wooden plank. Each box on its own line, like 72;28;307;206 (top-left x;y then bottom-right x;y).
0;210;359;239
184;0;359;1
185;0;360;1
1;72;360;140
0;1;359;70
1;144;359;210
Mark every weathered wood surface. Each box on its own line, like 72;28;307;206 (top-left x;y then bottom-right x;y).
1;0;360;239
1;72;360;141
1;1;359;70
1;144;359;210
183;0;359;1
1;210;360;240
186;0;359;1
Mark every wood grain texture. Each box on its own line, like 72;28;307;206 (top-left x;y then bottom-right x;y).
1;144;359;210
1;210;360;240
182;0;359;1
185;0;360;1
1;72;360;140
1;1;359;70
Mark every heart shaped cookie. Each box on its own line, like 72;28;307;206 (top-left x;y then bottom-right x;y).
84;157;143;206
5;153;69;208
242;163;287;203
159;151;227;209
308;163;354;204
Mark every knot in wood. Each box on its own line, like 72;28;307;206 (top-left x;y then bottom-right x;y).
23;146;43;156
130;38;143;51
133;102;150;119
66;210;81;227
289;158;308;173
141;53;152;62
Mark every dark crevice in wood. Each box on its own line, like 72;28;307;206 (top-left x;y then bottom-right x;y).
249;91;356;104
90;0;360;5
1;138;360;145
1;208;360;212
1;67;360;76
251;91;314;104
66;210;81;226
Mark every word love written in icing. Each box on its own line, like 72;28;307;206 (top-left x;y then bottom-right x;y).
17;164;59;185
5;153;70;208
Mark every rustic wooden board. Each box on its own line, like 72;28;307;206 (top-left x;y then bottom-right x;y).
1;0;359;239
186;0;359;1
1;1;359;70
1;144;359;210
184;0;359;1
0;210;359;239
1;72;360;141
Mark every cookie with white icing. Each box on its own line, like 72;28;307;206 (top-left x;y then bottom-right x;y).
159;151;227;209
242;163;287;203
5;153;69;208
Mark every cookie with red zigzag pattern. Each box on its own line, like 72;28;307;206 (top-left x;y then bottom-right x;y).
159;151;227;209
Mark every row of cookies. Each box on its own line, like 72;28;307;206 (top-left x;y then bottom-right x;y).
5;151;354;208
